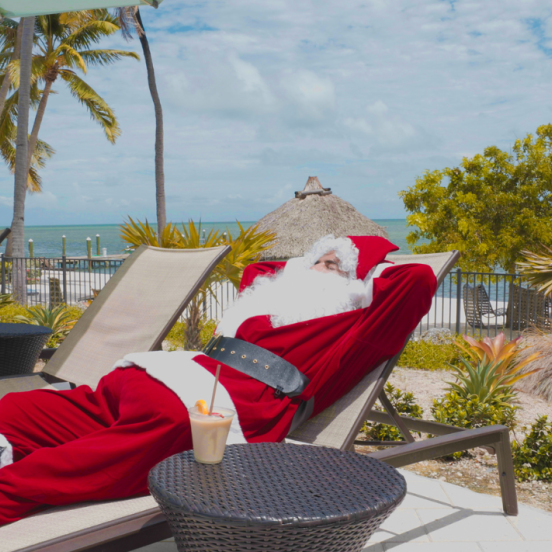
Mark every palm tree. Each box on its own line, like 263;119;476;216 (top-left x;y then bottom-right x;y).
1;11;139;268
9;16;35;303
114;6;166;237
0;12;139;180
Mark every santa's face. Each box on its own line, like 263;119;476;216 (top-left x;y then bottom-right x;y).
310;250;348;278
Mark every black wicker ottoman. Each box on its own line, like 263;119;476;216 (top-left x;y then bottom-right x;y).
149;442;406;552
0;323;52;376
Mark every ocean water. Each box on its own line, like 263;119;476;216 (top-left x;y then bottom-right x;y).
1;219;414;258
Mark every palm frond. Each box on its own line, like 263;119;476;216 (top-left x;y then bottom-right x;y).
64;20;120;50
55;43;87;73
61;71;120;143
518;246;552;297
79;48;139;67
112;7;140;40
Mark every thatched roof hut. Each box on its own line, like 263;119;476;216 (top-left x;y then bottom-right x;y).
257;176;388;260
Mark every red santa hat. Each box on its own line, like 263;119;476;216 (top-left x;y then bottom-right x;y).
304;234;399;281
347;236;399;280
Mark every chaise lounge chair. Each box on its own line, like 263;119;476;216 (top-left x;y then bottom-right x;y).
288;251;518;517
0;244;230;400
0;244;231;552
0;249;517;552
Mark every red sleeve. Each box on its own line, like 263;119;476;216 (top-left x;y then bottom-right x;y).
239;262;287;293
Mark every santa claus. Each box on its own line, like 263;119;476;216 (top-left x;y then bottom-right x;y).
0;235;436;524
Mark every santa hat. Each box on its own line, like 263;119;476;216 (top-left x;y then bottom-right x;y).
304;234;399;280
347;236;399;280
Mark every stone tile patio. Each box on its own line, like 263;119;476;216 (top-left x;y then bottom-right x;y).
137;469;552;552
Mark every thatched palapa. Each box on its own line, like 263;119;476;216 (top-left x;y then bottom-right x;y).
257;177;388;260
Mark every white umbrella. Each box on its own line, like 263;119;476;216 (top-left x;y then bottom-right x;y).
0;1;162;17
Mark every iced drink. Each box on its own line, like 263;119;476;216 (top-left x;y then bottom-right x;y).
188;406;235;464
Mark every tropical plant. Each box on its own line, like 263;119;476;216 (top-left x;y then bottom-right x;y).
400;124;552;272
0;301;28;321
430;355;519;458
14;304;80;348
119;217;184;248
0;11;139;181
1;12;138;294
445;357;517;405
512;416;552;481
0;293;14;310
457;333;541;388
362;383;424;442
432;391;517;439
0;19;21;123
120;218;276;349
114;6;166;237
517;245;552;297
166;318;217;351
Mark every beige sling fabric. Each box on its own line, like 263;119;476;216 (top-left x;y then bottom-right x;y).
287;251;459;450
0;496;161;552
0;375;54;400
287;363;386;449
43;245;229;389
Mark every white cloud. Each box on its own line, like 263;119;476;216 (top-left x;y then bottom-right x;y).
2;0;552;224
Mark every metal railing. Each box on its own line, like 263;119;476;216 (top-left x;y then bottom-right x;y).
2;255;546;339
1;256;124;307
417;268;548;339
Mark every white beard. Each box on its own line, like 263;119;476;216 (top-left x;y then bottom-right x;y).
217;263;367;338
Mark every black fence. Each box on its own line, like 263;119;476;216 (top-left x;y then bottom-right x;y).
1;256;125;307
417;269;549;339
2;256;548;340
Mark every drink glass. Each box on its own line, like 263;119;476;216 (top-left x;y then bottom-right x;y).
188;406;235;464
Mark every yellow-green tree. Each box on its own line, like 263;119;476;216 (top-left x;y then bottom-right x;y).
120;218;277;350
400;124;552;273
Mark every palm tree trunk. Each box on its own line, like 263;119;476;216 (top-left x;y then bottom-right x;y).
0;22;23;117
9;16;35;304
184;297;203;351
26;79;53;171
2;23;24;258
134;8;166;238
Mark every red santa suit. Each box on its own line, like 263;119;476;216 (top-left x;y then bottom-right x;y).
0;236;436;525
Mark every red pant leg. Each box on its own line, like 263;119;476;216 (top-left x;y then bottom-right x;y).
0;367;191;525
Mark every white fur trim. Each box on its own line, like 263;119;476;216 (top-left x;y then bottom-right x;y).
303;235;359;279
361;262;392;309
0;433;13;468
113;351;246;445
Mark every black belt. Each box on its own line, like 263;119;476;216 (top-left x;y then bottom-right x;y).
203;336;310;398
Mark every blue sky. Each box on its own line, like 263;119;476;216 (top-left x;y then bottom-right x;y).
1;0;552;225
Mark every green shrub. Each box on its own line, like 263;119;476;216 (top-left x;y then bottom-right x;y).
362;383;424;442
513;416;552;481
0;302;30;322
397;338;462;371
432;391;517;431
166;318;218;350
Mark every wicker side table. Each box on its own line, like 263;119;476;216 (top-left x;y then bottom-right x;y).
149;442;406;552
0;323;52;376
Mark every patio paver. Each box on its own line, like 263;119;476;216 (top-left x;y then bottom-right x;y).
136;469;552;552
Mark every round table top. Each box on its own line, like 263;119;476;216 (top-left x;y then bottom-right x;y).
0;322;52;338
148;442;406;527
